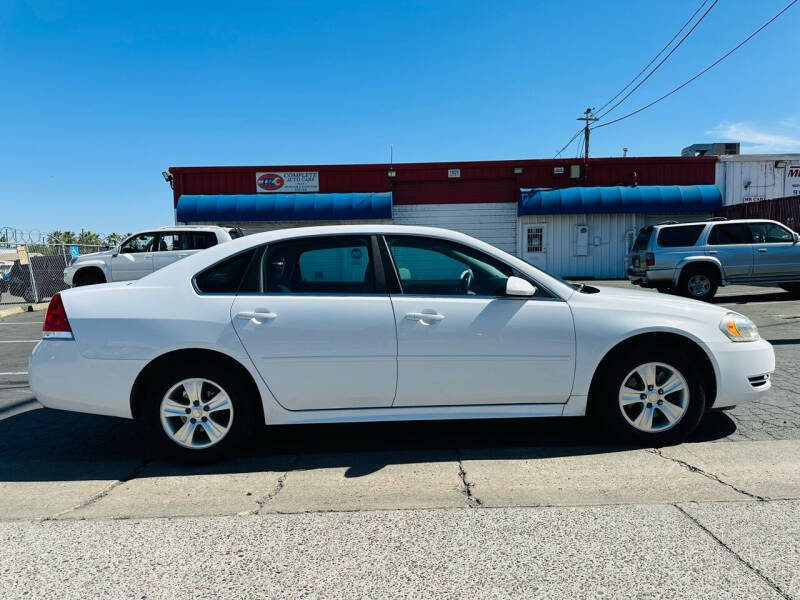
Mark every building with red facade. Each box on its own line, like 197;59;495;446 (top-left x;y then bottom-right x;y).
167;155;719;278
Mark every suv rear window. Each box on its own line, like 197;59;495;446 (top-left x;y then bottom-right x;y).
656;225;705;248
632;228;652;251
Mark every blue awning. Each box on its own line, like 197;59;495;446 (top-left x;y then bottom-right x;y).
177;192;393;222
518;185;722;215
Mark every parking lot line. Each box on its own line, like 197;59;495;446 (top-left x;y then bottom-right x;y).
0;372;28;375
0;340;40;343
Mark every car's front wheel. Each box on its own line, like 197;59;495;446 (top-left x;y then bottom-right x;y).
596;346;706;445
144;361;257;460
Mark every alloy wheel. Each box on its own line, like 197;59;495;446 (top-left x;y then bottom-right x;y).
618;362;689;433
159;378;234;449
687;274;711;298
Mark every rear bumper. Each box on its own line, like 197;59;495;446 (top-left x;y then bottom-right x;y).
29;340;144;419
627;267;675;287
707;338;775;408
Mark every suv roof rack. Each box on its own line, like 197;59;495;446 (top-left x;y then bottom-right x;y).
705;217;728;221
656;220;679;225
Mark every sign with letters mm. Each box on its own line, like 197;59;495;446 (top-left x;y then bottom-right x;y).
256;171;319;193
787;165;800;196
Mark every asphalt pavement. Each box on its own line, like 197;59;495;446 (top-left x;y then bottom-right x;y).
1;283;799;599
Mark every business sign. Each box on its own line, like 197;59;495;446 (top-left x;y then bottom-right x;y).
787;165;800;196
553;166;565;175
16;245;29;265
743;196;765;203
447;169;461;178
256;171;319;193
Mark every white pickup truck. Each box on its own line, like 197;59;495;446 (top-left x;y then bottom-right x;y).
64;225;243;286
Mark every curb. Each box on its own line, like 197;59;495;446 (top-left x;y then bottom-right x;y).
0;302;49;319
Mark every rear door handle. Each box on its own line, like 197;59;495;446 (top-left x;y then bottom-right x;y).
236;310;278;321
758;248;768;253
708;250;717;255
405;311;445;324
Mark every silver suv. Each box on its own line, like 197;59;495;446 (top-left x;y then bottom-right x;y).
628;218;800;300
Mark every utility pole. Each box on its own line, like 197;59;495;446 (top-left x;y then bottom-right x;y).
576;108;598;165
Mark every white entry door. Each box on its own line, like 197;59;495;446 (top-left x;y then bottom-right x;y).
522;224;547;271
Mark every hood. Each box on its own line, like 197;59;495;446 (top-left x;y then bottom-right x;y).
73;249;114;262
572;284;732;322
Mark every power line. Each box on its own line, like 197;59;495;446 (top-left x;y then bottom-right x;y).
596;0;718;120
554;0;713;158
594;0;798;130
595;0;711;115
554;127;584;158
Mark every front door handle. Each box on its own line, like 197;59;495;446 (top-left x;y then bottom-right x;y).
708;250;717;255
236;310;278;321
405;311;445;325
758;248;768;253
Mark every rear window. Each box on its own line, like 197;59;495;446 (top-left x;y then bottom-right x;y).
194;249;256;293
656;225;705;248
632;228;652;251
189;232;218;250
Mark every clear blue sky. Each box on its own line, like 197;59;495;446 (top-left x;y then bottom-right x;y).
1;0;798;234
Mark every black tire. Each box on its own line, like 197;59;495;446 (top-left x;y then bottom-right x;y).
142;359;258;461
73;268;106;286
655;285;671;294
678;265;719;301
595;344;707;445
779;283;800;296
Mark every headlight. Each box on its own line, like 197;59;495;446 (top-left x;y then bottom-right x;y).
719;312;760;342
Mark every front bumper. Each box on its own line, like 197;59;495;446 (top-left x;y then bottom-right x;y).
707;338;775;408
29;339;145;419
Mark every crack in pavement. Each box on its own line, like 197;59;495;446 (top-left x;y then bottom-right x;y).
44;457;154;520
649;448;767;501
251;455;299;515
456;450;482;508
673;504;793;600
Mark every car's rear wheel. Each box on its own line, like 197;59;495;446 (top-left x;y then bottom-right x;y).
144;361;257;460
678;266;718;301
73;268;106;286
596;346;706;445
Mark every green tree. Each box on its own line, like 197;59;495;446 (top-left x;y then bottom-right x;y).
76;230;103;246
47;230;78;244
104;232;130;247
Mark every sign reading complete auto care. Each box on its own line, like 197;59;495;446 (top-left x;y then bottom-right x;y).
256;171;319;193
787;165;800;196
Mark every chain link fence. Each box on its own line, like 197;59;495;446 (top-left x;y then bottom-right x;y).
0;242;109;305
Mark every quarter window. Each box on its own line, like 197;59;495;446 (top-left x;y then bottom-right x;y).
656;225;704;248
385;235;514;296
262;236;375;294
749;222;794;244
709;224;751;245
194;249;257;293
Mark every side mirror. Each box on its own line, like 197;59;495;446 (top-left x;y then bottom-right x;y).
506;276;536;297
112;245;121;257
793;232;799;244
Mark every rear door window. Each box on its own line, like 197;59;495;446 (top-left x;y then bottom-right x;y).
188;232;218;250
194;249;257;293
656;225;705;248
262;235;376;294
708;224;752;245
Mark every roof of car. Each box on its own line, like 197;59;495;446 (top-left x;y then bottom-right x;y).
655;218;779;229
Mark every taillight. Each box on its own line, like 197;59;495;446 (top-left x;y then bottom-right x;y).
645;252;655;267
43;293;73;339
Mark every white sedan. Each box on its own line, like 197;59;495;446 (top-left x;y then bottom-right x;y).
30;225;774;459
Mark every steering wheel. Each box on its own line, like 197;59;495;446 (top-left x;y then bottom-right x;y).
459;269;474;294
